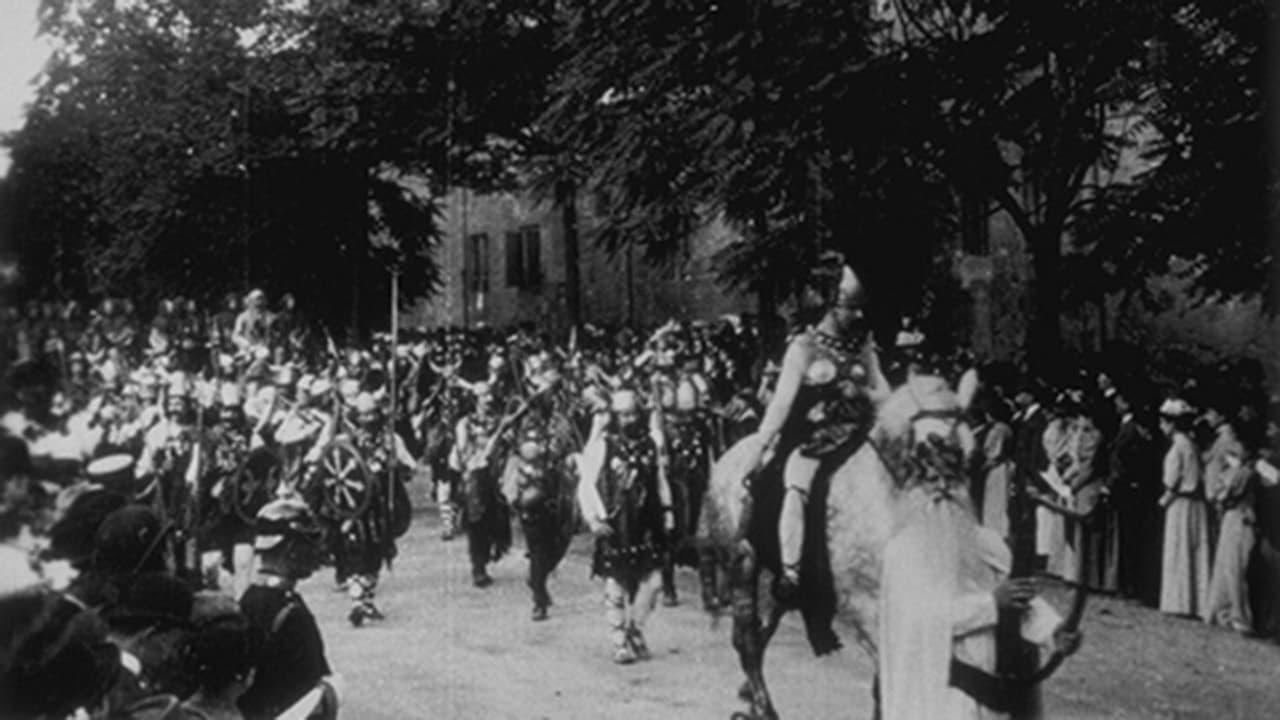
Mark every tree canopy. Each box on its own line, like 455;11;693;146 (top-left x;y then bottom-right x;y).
2;0;557;334
540;0;1273;361
1;0;1270;355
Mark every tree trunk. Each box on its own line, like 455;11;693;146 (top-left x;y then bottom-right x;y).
1028;226;1062;375
557;179;582;333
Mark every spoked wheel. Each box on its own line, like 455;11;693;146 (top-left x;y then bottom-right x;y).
232;447;285;524
318;439;374;520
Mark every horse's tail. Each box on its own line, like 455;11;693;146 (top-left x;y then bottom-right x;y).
695;434;760;629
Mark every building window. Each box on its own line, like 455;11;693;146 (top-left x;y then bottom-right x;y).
506;225;542;289
466;233;489;295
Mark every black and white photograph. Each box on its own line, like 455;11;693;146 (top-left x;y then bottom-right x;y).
0;1;1275;718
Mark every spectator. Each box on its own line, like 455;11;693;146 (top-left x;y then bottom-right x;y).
1249;412;1280;641
0;588;122;719
0;436;42;595
1203;396;1255;633
182;610;257;720
976;393;1014;538
1157;398;1211;620
238;498;334;720
1107;384;1162;605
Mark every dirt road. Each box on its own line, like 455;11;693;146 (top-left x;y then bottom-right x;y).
300;493;1280;719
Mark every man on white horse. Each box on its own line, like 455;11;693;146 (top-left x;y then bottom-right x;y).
743;254;890;599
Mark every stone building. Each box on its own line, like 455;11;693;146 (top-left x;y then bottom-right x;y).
403;188;756;334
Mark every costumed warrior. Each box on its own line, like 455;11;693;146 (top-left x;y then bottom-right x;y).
329;392;415;626
576;389;675;664
660;377;720;609
501;354;579;621
743;255;890;599
448;382;514;588
199;382;256;595
135;373;205;579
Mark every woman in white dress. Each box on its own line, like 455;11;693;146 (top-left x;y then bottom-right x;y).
1202;399;1255;632
1157;398;1211;619
979;398;1015;538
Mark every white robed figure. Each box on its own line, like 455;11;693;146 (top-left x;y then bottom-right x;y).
879;451;1079;720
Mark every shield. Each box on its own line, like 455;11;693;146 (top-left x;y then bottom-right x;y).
231;446;286;524
317;439;375;520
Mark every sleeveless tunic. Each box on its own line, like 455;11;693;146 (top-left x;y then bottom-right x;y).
591;431;666;588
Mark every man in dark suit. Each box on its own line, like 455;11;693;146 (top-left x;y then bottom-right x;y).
1107;385;1163;605
1009;376;1051;565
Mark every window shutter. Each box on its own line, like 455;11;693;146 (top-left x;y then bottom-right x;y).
523;227;542;287
506;231;522;287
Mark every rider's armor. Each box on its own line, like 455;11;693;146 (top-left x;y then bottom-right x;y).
790;328;877;459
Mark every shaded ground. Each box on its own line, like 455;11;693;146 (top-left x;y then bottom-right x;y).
299;482;1280;719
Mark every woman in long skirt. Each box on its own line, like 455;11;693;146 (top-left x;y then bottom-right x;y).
1157;398;1211;619
1203;403;1255;632
979;400;1014;537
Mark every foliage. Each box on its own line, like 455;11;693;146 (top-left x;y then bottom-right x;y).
541;0;959;339
544;0;1271;361
3;0;559;334
4;0;1268;346
1072;0;1274;310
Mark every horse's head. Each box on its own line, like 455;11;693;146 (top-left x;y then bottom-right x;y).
869;370;978;495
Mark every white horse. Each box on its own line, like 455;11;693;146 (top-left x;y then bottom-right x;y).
697;372;1085;719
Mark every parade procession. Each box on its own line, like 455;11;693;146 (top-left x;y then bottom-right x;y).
0;1;1276;719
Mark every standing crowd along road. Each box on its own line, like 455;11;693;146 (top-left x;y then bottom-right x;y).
2;279;1278;719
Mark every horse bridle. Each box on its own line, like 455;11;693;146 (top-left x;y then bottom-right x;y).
865;383;967;493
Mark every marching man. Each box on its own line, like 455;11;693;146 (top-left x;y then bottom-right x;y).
577;389;675;664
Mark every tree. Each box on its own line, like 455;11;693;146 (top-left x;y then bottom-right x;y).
541;0;959;349
878;0;1272;365
543;0;1271;365
4;0;561;335
1072;1;1274;313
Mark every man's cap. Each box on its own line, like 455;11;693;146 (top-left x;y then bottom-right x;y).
84;454;135;494
254;497;321;551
